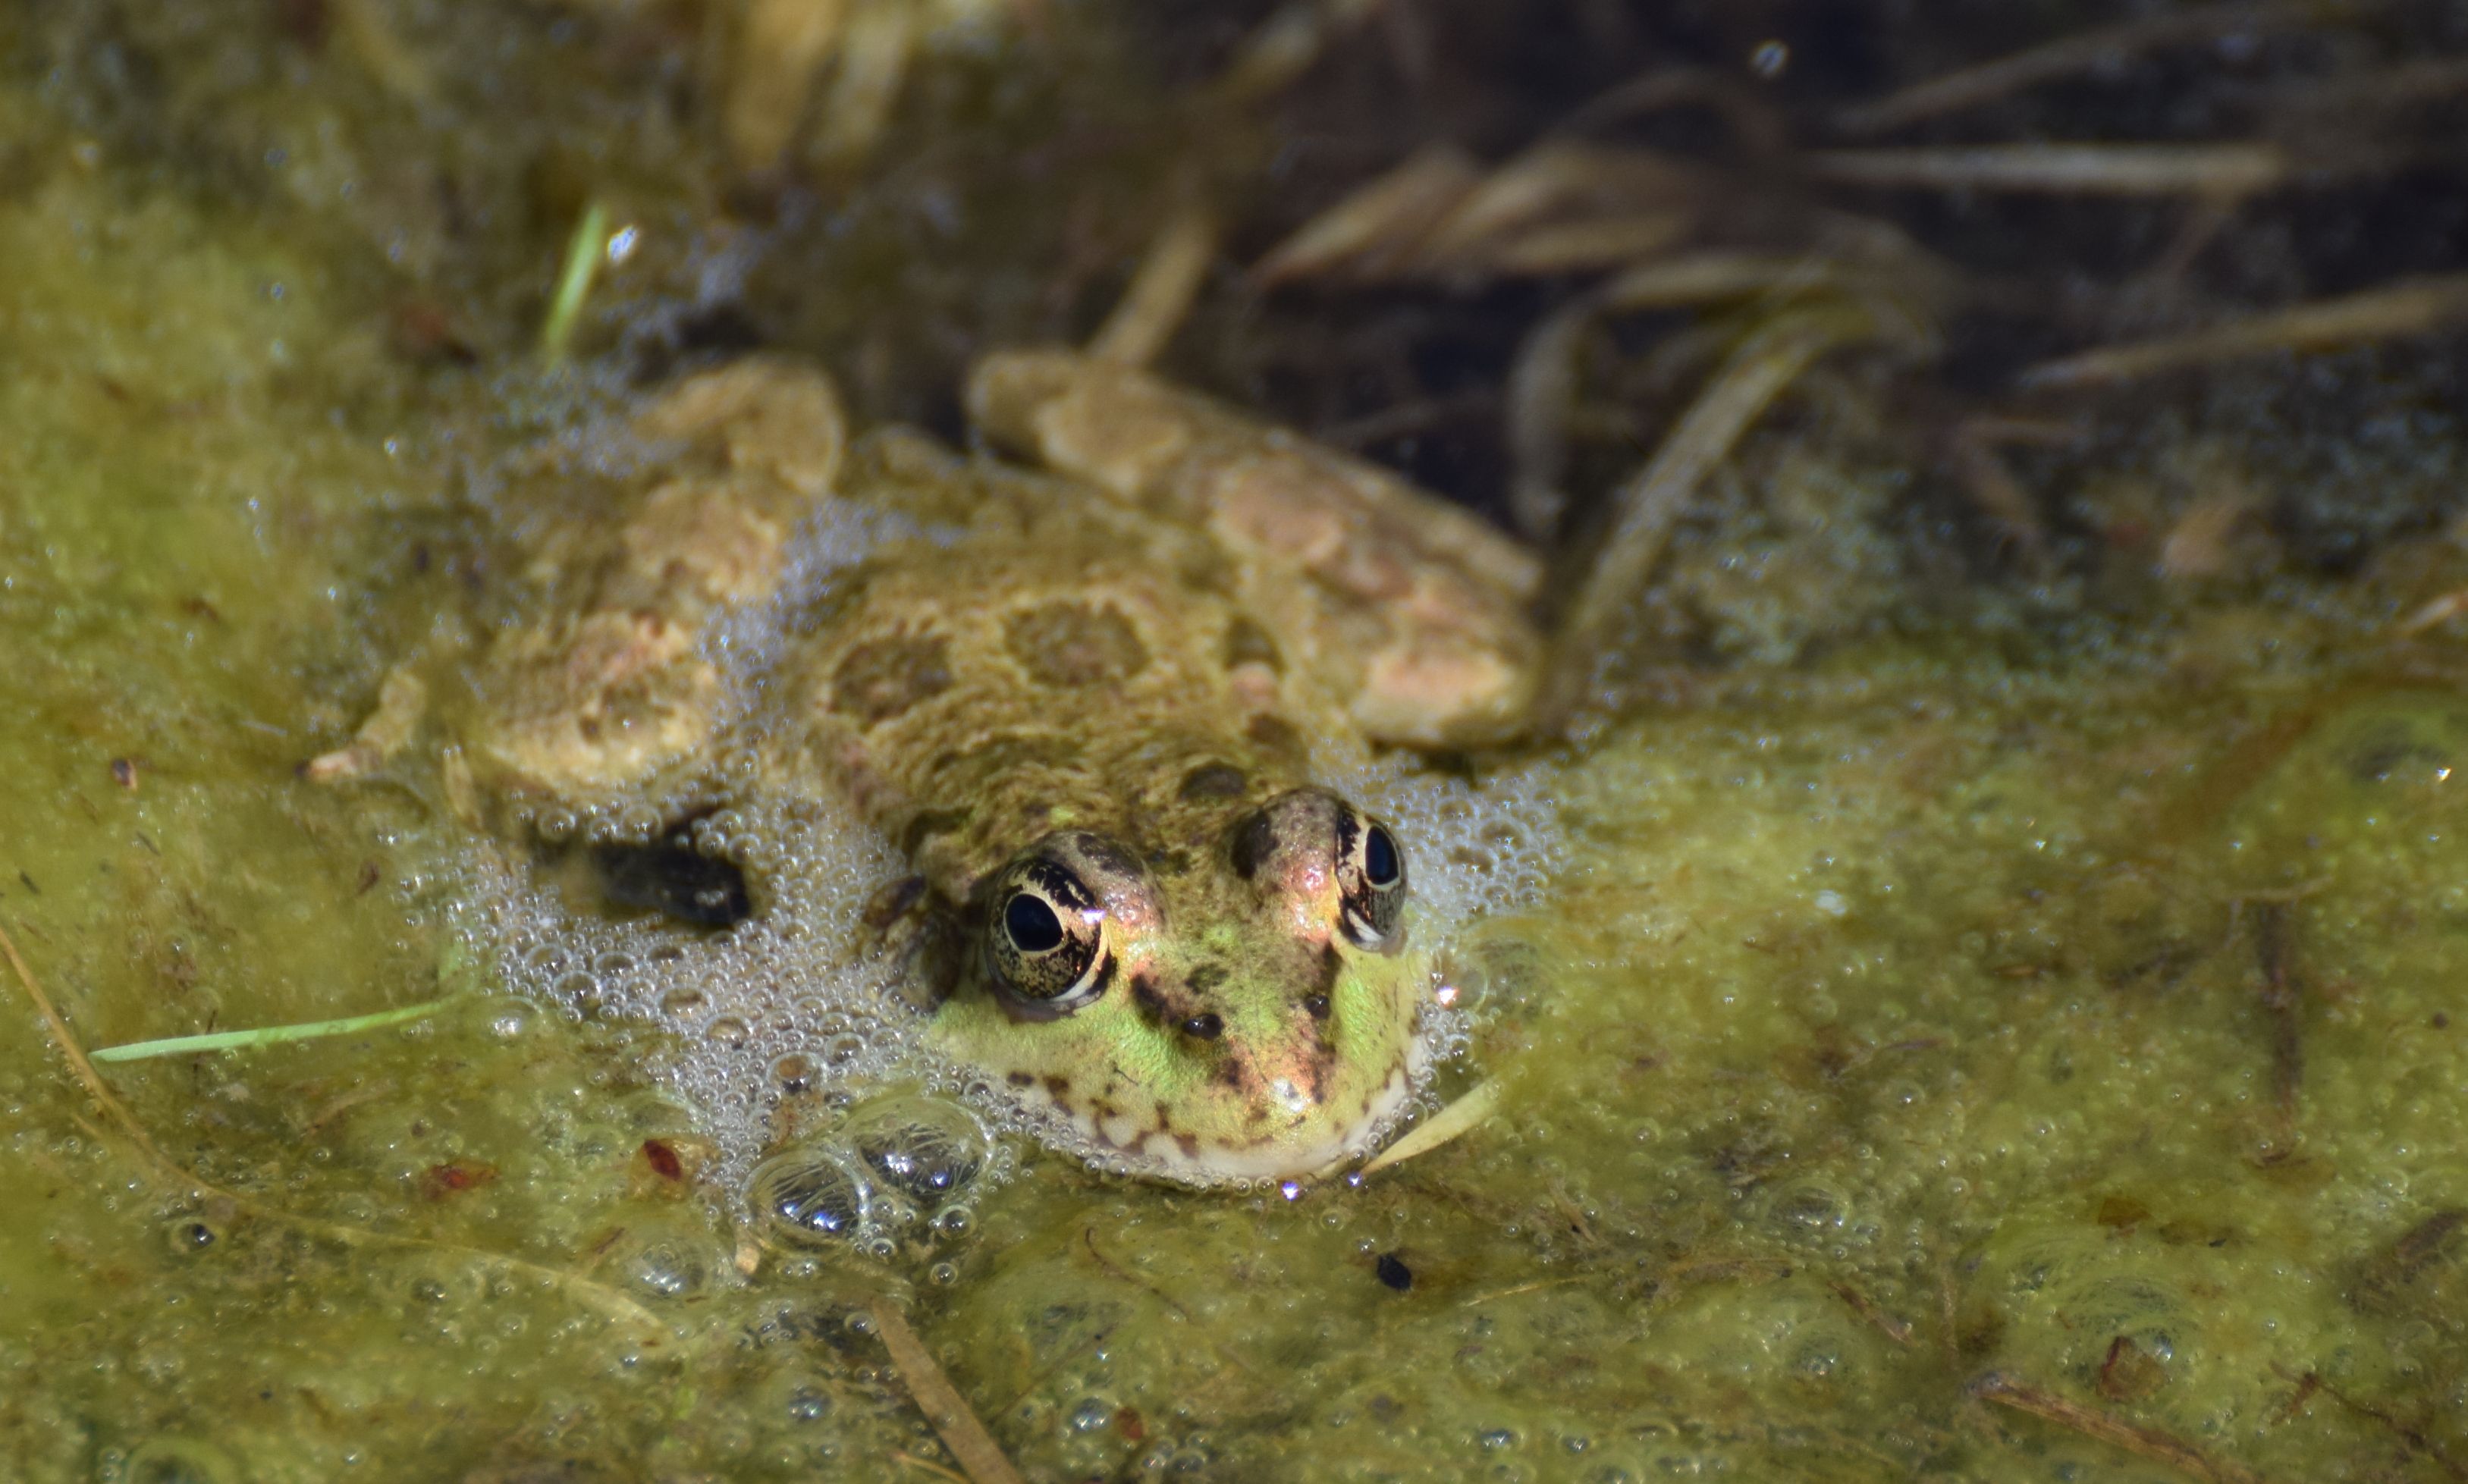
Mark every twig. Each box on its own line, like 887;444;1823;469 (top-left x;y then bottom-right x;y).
1972;1373;2273;1484
869;1300;1027;1484
1082;1227;1195;1322
2293;1366;2468;1480
1829;1280;1915;1345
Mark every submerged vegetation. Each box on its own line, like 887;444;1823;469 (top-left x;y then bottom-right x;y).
3;2;2468;1479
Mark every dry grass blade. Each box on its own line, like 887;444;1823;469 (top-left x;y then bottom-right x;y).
1945;425;2049;557
1089;200;1217;368
727;0;849;172
1807;143;2287;196
2158;492;2253;579
2019;273;2468;389
1415;142;1700;277
1506;301;1593;540
1213;0;1386;105
1478;211;1696;277
1972;1373;2273;1484
1832;2;2331;135
809;2;918;167
2397;590;2468;636
332;0;433;102
1358;1077;1500;1175
1545;296;1919;724
0;917;661;1334
1252;144;1480;287
1556;67;1792;156
1594;252;1856;313
869;1299;1027;1484
1508;249;1933;542
2291;53;2468;111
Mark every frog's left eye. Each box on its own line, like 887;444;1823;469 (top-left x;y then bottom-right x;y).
1336;812;1408;952
984;859;1111;1015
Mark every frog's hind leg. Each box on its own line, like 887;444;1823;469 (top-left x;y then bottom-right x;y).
473;357;852;804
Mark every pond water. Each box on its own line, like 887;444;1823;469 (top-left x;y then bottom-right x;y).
5;5;2468;1481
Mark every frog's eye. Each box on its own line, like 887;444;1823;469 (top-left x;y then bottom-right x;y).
1233;789;1409;954
1335;812;1408;953
984;859;1110;1015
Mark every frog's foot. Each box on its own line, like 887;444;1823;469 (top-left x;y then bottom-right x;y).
967;349;1543;748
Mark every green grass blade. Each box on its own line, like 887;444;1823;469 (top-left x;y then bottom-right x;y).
89;997;454;1064
539;199;609;364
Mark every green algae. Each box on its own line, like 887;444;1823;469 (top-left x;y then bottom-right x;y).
5;5;2468;1483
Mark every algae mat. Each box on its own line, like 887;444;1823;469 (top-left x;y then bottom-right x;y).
6;5;2468;1482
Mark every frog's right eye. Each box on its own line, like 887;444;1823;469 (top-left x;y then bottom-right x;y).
984;860;1110;1015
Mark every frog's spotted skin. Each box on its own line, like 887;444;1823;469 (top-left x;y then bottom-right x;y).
780;531;1433;1178
435;355;1540;1185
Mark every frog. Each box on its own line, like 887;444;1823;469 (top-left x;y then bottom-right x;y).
319;347;1542;1185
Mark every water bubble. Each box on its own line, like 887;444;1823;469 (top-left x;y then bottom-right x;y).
483;996;535;1039
749;1148;870;1245
162;1215;218;1257
704;1015;751;1048
624;1238;711;1299
784;1385;831;1423
1069;1397;1113;1433
773;1053;817;1093
845;1097;991;1200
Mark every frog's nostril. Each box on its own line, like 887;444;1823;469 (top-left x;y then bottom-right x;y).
1302;993;1330;1021
1182;1012;1226;1041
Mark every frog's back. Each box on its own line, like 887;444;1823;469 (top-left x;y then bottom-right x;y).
778;518;1354;902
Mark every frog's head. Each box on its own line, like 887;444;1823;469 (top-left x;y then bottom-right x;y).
926;788;1430;1184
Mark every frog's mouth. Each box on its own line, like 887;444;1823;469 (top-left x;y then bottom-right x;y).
1019;1040;1425;1186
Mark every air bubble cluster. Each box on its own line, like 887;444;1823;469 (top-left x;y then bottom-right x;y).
1336;752;1568;928
746;1093;997;1250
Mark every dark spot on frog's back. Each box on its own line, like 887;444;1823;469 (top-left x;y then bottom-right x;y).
1179;762;1248;802
831;632;953;724
1245;713;1302;757
1223;617;1283;672
1005;600;1149;688
1229;808;1277;881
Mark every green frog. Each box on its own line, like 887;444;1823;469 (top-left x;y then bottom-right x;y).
321;350;1542;1185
